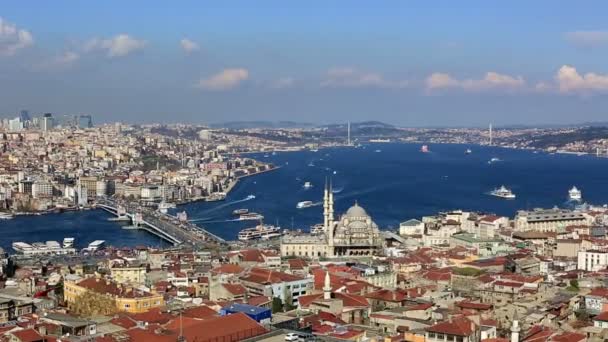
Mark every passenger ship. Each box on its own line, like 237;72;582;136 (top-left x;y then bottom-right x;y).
238;224;282;241
568;186;582;201
490;186;516;199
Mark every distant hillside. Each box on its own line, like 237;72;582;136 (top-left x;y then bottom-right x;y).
209;121;315;129
320;121;401;137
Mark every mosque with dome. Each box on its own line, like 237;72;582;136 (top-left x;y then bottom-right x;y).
280;180;383;258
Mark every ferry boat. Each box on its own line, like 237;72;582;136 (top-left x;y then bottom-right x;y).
232;208;249;215
86;240;106;251
0;212;14;220
568;186;582;201
490;186;516;199
13;239;77;256
240;213;264;221
297;201;314;209
421;145;429;153
246;194;256;200
488;157;501;164
238;224;282;241
303;182;313;189
62;237;75;249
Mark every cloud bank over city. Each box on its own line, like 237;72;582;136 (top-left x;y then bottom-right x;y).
1;2;608;126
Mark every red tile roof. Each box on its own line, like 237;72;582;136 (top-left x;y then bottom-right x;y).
10;329;43;342
211;264;244;274
222;283;247;296
456;301;493;310
550;332;586;342
182;305;217;320
240;267;305;284
426;316;477;337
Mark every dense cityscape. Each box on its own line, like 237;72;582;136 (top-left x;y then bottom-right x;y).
4;2;608;342
0;110;608;342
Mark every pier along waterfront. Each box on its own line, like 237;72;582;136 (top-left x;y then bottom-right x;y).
96;198;226;248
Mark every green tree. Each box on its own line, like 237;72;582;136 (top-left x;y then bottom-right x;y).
271;297;283;313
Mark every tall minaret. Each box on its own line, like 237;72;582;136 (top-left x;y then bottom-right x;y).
510;311;520;342
323;270;332;300
323;177;330;229
328;178;334;228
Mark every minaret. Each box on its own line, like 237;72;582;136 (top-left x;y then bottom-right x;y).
510;311;520;342
323;270;332;300
328;178;334;228
323;177;329;229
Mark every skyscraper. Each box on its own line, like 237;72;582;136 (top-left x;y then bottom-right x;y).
42;113;54;131
77;115;93;128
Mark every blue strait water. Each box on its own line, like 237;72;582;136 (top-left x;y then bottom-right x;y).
2;143;608;250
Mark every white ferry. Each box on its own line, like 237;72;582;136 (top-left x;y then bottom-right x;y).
421;145;429;153
238;224;282;241
297;201;314;209
233;208;249;215
490;186;516;199
465;148;472;154
569;186;582;201
369;138;391;143
86;240;106;252
63;237;75;248
303;182;313;189
240;213;264;221
0;212;14;220
13;239;77;256
488;157;501;164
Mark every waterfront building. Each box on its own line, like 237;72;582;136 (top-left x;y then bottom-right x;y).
110;264;148;284
399;219;424;236
514;208;591;232
239;267;313;306
281;180;383;258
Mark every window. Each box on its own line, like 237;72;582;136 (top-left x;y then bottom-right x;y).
124;304;130;309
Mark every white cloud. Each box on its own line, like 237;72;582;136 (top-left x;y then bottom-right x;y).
555;65;608;94
0;17;34;56
321;67;407;88
564;30;608;48
426;71;525;92
33;51;80;71
180;38;199;53
196;68;249;90
84;34;145;57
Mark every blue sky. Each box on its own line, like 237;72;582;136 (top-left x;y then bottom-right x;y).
1;1;608;126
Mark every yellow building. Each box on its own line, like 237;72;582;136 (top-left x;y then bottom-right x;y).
64;277;164;314
110;265;148;284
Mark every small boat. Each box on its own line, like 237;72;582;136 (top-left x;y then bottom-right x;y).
568;186;582;201
488;157;501;164
490;186;516;199
375;149;382;153
232;208;249;215
465;148;472;154
240;213;264;221
297;201;314;209
303;182;313;189
421;145;429;153
246;194;256;200
333;170;337;175
0;212;14;220
308;162;315;167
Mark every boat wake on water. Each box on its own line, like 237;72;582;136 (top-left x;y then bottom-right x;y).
188;195;256;219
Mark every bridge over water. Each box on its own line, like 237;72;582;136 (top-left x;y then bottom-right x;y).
96;199;226;247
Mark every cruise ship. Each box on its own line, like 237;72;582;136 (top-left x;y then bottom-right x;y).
240;212;264;221
0;212;14;220
568;186;582;201
238;224;282;241
13;239;77;256
297;201;314;209
490;186;516;199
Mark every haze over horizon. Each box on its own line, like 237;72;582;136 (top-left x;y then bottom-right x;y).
2;1;608;126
